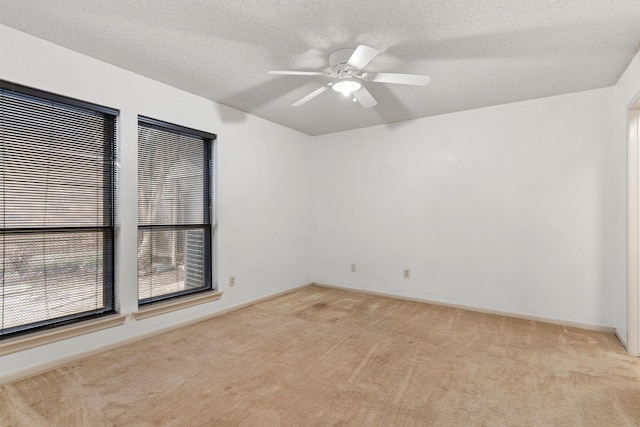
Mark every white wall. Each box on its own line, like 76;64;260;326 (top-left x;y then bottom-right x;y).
614;49;640;345
0;24;312;379
312;87;618;328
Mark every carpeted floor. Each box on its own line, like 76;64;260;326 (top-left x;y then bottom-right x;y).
1;285;639;426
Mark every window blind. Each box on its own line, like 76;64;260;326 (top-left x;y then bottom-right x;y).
0;82;116;338
137;117;214;304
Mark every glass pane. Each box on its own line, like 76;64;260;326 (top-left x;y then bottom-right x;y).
137;228;207;301
0;231;108;331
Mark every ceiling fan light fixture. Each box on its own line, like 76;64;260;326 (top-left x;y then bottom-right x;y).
332;78;361;96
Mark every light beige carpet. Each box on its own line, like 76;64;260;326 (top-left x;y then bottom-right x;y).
1;285;639;426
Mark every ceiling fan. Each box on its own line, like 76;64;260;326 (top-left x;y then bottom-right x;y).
268;45;431;109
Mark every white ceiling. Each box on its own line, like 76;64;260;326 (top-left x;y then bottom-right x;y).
1;0;640;135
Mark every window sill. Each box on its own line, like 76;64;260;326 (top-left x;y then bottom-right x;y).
132;291;223;321
0;293;224;356
0;314;127;356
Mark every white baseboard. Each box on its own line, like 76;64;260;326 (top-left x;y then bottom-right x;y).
312;282;616;334
615;328;628;349
0;282;313;385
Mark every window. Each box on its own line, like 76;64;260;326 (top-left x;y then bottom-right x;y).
0;81;116;339
137;117;214;304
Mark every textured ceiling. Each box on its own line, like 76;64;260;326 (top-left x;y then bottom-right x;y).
1;0;640;135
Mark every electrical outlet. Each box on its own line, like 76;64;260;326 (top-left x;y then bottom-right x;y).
351;264;356;273
229;276;236;287
403;269;410;279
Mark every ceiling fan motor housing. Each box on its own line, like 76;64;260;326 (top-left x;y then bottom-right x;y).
329;48;356;75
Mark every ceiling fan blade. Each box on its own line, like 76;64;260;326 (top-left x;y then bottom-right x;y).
269;71;329;76
369;72;431;86
347;45;379;70
292;85;329;107
354;87;377;109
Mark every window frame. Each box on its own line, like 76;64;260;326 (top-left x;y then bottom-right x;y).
0;80;117;339
137;116;215;305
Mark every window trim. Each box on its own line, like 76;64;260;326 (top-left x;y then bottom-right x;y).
138;116;215;140
0;314;127;356
133;290;222;321
0;80;118;116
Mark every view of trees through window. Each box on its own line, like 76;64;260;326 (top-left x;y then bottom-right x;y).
2;233;108;330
